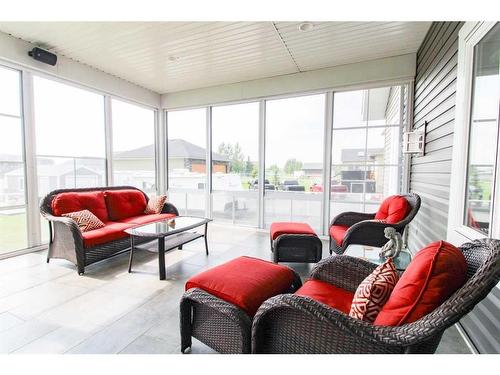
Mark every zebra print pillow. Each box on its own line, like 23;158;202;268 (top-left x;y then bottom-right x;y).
349;258;399;323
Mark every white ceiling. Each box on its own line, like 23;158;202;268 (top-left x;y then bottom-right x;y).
0;22;431;94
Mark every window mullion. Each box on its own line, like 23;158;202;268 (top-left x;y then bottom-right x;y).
21;70;41;248
104;96;113;186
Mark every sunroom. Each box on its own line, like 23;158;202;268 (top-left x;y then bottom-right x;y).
0;19;498;357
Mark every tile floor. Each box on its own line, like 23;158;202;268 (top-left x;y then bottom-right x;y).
0;224;471;354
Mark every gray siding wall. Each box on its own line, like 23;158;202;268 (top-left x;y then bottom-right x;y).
408;21;499;354
408;21;464;251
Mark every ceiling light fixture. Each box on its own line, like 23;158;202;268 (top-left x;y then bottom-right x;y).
298;22;314;32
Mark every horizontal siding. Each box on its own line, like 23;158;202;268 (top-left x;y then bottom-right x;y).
408;21;463;252
409;21;499;354
460;287;500;353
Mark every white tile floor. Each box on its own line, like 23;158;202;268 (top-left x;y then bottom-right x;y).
0;224;470;354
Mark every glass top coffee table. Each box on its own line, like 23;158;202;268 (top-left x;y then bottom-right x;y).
344;244;412;271
125;216;212;280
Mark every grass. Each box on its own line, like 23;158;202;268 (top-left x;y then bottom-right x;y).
0;213;27;254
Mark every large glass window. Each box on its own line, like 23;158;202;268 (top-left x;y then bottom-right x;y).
33;77;106;241
265;94;325;231
111;99;156;194
167;108;207;216
211;102;259;226
331;86;403;219
464;23;500;235
0;65;27;254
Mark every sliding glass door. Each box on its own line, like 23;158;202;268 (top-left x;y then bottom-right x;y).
330;86;404;220
167;108;207;216
111;99;156;194
264;94;325;232
211;102;260;226
0;65;27;254
33;77;107;242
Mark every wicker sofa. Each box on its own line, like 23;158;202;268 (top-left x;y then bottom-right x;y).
252;238;500;353
40;186;179;275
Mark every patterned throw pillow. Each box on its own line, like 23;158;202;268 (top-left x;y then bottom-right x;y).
144;195;167;214
349;258;399;323
62;209;105;232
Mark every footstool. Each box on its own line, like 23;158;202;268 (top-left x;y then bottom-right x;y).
270;222;323;263
180;256;301;354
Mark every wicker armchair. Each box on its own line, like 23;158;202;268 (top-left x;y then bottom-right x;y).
252;238;500;354
329;193;421;255
40;186;179;275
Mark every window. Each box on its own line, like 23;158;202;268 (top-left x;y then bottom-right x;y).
167;108;207;216
111;99;156;194
211;102;259;226
464;23;500;235
0;65;27;254
265;94;325;231
33;77;106;242
331;87;404;219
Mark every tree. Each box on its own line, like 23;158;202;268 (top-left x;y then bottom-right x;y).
267;164;280;185
217;142;246;173
283;158;303;175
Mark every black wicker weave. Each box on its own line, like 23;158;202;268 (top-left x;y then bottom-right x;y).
252;238;500;354
40;186;179;275
329;193;421;255
180;269;302;354
271;233;323;263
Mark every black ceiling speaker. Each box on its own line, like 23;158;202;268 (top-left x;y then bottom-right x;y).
28;47;57;66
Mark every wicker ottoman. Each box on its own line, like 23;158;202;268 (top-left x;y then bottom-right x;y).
270;222;323;263
180;256;301;354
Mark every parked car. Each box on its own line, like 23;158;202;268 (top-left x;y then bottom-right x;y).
251;179;276;190
281;180;305;192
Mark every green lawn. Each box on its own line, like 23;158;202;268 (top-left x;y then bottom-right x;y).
0;213;27;254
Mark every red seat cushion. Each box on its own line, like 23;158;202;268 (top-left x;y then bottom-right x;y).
374;240;467;326
270;222;317;241
51;191;109;223
104;189;147;221
374;195;410;224
118;213;176;225
82;221;134;248
295;279;354;314
329;225;349;246
185;256;295;317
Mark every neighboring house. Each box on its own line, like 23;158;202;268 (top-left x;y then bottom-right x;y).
301;162;323;177
113;139;230;174
340;148;385;164
4;159;103;199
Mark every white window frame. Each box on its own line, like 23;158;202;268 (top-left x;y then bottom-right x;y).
447;21;500;245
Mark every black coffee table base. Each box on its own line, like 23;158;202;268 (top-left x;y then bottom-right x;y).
128;222;209;280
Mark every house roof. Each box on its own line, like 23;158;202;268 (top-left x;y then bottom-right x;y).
114;139;229;162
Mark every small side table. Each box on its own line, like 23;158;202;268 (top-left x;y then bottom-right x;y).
344;244;412;271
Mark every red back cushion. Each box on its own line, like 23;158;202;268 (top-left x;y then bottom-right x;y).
374;241;467;326
51;191;109;222
185;256;295;317
374;195;410;224
104;189;147;221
